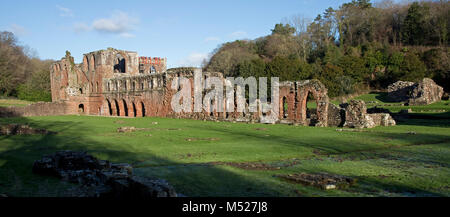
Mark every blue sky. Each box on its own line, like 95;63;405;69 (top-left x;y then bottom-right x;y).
1;0;357;68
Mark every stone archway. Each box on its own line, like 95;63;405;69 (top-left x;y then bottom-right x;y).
122;99;128;117
296;79;329;127
141;102;146;117
106;99;113;116
130;101;137;117
114;99;120;116
78;104;85;114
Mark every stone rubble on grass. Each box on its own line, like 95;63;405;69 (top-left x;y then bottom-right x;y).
0;124;53;135
278;173;356;190
387;78;444;105
32;150;177;198
116;126;148;133
341;100;395;128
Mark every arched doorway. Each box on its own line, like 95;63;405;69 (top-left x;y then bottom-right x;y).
132;102;137;117
114;99;120;116
306;92;318;126
78;104;85;114
106;99;113;116
296;79;329;127
141;102;146;117
282;96;288;119
122;99;128;116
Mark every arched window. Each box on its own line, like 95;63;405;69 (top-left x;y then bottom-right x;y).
78;104;85;113
114;54;126;73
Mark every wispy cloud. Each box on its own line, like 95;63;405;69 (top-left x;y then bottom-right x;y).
73;22;90;33
8;24;28;36
204;36;220;42
92;11;138;34
72;11;139;38
228;31;248;39
119;32;136;38
177;52;209;67
56;5;74;17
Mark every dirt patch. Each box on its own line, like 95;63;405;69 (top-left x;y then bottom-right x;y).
211;162;282;170
178;152;217;159
278;173;356;190
185;137;220;142
0;124;54;135
114;120;126;124
254;128;267;131
117;126;148;133
336;128;367;132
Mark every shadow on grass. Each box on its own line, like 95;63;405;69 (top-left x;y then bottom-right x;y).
372;91;399;103
1;116;448;197
393;112;450;128
0;116;293;197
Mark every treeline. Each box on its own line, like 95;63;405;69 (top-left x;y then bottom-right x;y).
204;0;449;97
0;31;52;101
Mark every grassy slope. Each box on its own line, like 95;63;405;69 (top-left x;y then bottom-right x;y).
0;99;32;107
354;92;450;114
0;114;449;197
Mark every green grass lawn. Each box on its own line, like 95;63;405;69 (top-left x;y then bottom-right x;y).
353;92;450;114
0;98;32;107
0;114;449;197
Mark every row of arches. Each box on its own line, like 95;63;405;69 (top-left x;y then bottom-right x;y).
105;99;146;117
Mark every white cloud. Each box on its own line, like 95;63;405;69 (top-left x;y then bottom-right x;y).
72;11;139;38
92;11;138;34
204;36;220;42
177;52;209;67
229;31;248;39
8;24;28;36
119;32;136;38
56;5;74;17
73;22;90;33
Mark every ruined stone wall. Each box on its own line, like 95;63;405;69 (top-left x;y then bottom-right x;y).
45;48;399;128
0;102;72;117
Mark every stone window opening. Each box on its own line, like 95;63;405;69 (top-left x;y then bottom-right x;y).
79;88;83;94
150;66;156;74
78;104;85;113
132;81;136;91
123;81;127;91
282;96;288;119
306;92;318;126
140;82;144;90
114;54;126;73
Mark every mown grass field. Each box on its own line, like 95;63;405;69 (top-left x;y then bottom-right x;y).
0;98;32;107
0;95;449;197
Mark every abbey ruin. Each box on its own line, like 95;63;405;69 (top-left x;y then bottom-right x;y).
46;48;340;126
0;48;395;128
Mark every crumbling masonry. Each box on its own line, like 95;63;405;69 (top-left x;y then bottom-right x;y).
44;48;393;128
